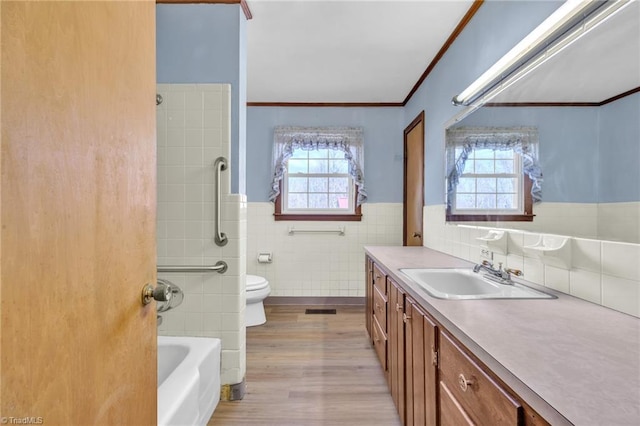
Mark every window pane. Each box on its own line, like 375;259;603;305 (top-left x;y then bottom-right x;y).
329;193;350;209
456;194;475;209
477;194;497;209
474;149;494;159
462;159;475;174
328;149;345;159
497;194;517;210
476;178;496;193
495;150;514;159
288;193;307;209
497;178;516;193
309;194;328;209
457;177;475;193
309;149;328;159
475;160;494;174
288;177;308;192
288;159;308;173
309;159;328;173
495;160;514;174
329;159;348;173
329;177;349;193
308;177;328;193
290;148;308;159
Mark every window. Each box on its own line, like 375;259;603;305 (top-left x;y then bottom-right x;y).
270;127;366;221
283;148;354;213
446;127;541;222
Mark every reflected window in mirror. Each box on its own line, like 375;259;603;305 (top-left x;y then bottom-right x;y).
445;127;542;222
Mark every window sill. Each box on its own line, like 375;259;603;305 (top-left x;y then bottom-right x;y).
446;213;535;222
274;213;362;222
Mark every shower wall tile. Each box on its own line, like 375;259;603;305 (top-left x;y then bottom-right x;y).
423;204;640;318
156;84;245;385
246;202;403;297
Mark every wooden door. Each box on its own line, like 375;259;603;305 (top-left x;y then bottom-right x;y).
404;111;425;246
1;1;157;424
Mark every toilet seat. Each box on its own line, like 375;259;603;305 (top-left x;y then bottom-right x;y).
246;274;269;292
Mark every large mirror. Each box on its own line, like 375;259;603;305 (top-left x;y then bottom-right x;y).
448;0;640;244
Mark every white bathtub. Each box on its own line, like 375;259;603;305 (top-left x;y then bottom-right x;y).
158;336;221;426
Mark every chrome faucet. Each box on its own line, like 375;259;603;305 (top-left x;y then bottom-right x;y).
473;260;523;284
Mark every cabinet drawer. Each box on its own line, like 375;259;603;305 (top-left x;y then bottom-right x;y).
373;285;387;334
373;264;387;295
439;332;522;425
372;315;388;370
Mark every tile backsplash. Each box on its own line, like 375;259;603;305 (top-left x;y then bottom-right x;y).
424;204;640;318
247;202;402;297
156;84;246;385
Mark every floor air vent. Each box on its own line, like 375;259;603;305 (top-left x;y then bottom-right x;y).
305;308;337;315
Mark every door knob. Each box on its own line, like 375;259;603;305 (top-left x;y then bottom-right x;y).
141;282;173;306
413;232;422;238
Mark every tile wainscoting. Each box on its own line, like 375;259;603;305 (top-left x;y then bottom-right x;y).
424;204;640;317
247;202;403;297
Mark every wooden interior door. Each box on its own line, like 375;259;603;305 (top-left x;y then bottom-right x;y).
1;1;157;424
404;111;425;246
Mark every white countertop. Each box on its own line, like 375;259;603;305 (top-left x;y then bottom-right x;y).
365;246;640;426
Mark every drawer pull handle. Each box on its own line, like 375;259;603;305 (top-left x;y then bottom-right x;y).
375;303;381;311
375;274;382;280
403;313;411;323
458;373;474;392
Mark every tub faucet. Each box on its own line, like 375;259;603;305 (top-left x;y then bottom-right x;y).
473;260;522;284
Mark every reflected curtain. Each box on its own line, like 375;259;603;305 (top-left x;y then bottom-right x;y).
445;126;542;209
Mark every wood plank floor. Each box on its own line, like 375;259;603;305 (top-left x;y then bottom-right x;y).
209;305;402;426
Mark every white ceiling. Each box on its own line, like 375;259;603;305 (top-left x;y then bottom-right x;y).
246;1;640;105
488;0;640;103
246;0;474;103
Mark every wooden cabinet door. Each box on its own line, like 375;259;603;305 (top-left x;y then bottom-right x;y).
411;301;426;426
423;310;438;426
1;2;157;424
389;279;406;425
406;297;439;426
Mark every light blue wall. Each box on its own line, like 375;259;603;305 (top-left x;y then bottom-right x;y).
599;92;640;202
156;4;247;194
403;0;563;205
246;107;405;203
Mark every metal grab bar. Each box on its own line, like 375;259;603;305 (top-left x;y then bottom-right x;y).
214;157;228;246
288;226;345;236
157;261;228;274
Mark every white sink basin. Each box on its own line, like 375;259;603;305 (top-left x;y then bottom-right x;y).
399;268;555;300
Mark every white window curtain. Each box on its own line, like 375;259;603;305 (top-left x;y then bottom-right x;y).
445;126;543;209
269;126;367;206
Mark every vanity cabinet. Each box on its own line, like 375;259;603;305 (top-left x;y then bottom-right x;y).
365;256;549;426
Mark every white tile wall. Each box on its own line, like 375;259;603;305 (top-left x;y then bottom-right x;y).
246;202;403;297
156;84;246;385
423;204;640;318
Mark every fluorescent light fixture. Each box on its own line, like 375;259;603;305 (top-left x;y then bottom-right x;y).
452;0;634;106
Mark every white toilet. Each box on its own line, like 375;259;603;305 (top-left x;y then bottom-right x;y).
245;275;271;327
